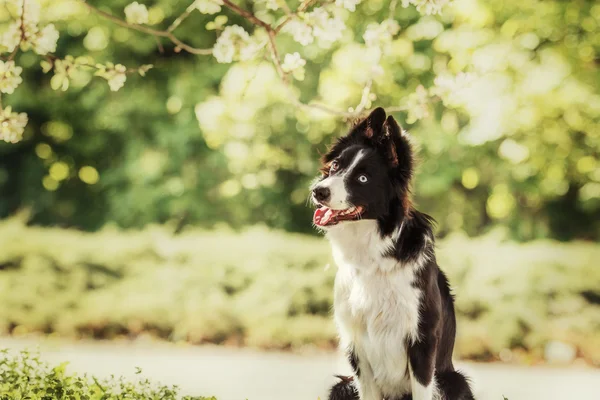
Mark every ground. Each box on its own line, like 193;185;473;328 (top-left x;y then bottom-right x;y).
1;337;598;400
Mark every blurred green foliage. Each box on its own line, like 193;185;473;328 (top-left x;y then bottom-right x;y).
1;217;598;365
0;0;598;240
0;349;214;399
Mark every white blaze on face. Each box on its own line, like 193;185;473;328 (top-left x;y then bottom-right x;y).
316;150;366;210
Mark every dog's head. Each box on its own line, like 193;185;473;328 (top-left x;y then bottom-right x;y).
311;107;414;228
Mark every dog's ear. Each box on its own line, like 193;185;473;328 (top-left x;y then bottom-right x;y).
382;115;413;184
352;107;387;140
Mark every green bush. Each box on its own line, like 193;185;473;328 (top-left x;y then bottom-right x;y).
0;349;214;400
0;217;598;365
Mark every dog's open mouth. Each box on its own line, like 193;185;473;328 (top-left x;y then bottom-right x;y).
313;206;364;227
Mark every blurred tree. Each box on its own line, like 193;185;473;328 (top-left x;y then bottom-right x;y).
0;0;598;240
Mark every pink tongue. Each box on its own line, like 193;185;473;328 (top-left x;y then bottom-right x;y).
313;207;338;226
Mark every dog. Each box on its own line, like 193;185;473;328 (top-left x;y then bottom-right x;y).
311;108;474;400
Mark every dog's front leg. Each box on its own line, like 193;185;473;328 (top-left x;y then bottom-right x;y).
347;347;382;400
355;368;382;400
408;333;438;400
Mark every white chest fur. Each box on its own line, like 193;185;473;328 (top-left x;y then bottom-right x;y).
327;220;422;397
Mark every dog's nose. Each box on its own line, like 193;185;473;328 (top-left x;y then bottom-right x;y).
313;187;331;202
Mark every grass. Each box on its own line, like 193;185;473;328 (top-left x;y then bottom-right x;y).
0;349;215;400
0;216;598;365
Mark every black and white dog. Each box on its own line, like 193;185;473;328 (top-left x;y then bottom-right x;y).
311;108;474;400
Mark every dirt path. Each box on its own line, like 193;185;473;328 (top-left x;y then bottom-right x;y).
1;337;597;400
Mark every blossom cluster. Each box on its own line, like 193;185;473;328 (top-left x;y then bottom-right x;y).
124;2;150;25
0;61;23;95
335;0;362;12
284;8;346;48
430;72;476;108
363;20;401;48
41;56;152;93
0;106;28;144
0;0;59;55
402;0;451;15
193;0;224;15
94;62;129;92
404;85;431;124
262;0;281;11
281;52;306;81
0;0;60;143
401;72;476;124
213;25;263;63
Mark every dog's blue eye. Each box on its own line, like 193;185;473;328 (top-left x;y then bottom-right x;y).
358;175;368;183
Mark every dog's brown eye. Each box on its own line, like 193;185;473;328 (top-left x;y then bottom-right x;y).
330;161;339;173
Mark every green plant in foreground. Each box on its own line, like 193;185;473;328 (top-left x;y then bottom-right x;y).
0;349;215;400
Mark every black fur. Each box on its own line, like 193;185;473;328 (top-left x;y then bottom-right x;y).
329;376;359;400
348;347;360;377
318;108;474;400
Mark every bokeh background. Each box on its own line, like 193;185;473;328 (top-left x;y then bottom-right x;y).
0;0;599;399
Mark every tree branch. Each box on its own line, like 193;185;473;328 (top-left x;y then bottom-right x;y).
219;1;286;80
168;2;198;33
8;0;26;62
81;1;213;55
352;79;373;115
80;0;405;121
222;0;272;31
274;0;318;33
388;0;399;19
267;30;286;81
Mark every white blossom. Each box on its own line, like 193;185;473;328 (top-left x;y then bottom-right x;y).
95;63;128;91
405;85;431;123
283;20;314;46
107;66;127;91
306;8;346;48
281;52;306;81
430;72;476;107
0;0;59;54
124;2;149;24
284;8;346;48
213;39;235;63
32;24;59;55
213;25;263;63
363;19;400;48
193;0;223;15
263;0;280;11
50;56;77;91
239;38;264;61
335;0;362;12
22;0;41;25
0;22;21;53
0;106;28;143
0;61;23;94
213;25;249;63
402;0;451;16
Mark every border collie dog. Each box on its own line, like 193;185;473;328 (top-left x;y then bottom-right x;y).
311;108;474;400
